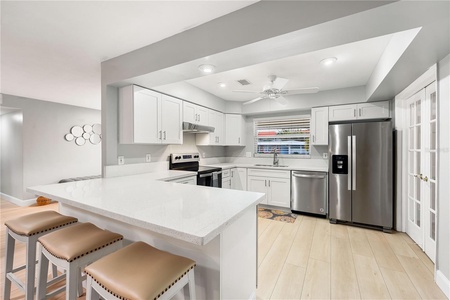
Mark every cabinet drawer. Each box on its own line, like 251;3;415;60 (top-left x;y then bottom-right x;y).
222;169;231;178
247;168;290;179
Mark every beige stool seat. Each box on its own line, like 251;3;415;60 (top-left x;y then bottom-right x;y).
3;211;78;300
36;222;123;300
85;241;196;300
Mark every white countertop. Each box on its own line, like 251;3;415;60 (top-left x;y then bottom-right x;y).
27;172;264;246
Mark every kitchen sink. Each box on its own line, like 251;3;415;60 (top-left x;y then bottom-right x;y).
254;164;289;167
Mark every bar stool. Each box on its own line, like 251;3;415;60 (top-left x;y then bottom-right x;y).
36;222;123;300
85;241;196;300
3;210;78;300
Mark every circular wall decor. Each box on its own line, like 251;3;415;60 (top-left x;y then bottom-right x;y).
71;126;84;137
75;137;86;146
83;124;93;133
92;123;101;134
90;134;101;145
64;133;74;141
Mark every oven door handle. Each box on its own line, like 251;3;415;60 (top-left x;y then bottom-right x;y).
199;173;213;178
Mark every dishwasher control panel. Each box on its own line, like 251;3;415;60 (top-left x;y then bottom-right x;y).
332;155;348;174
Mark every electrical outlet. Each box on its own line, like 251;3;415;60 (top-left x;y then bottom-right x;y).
323;153;328;159
202;153;206;158
118;156;125;165
145;154;151;163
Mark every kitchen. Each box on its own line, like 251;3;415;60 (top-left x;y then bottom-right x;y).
1;1;450;299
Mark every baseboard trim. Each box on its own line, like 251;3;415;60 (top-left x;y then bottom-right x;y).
436;270;450;298
0;193;36;207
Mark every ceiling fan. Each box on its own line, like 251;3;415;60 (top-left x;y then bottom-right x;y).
233;75;319;105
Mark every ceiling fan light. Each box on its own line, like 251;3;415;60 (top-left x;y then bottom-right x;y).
198;64;215;74
320;57;337;66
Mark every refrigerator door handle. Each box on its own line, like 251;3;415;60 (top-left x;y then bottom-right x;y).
348;136;352;191
352;135;357;190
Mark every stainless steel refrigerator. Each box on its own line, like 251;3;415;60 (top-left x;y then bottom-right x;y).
328;121;393;231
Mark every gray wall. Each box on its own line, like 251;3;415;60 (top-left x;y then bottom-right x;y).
1;95;101;200
1;110;24;199
437;54;450;283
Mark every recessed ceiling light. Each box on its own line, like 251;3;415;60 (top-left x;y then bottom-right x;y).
320;57;337;66
198;64;216;74
218;82;227;88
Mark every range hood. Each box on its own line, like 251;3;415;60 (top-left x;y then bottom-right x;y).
182;121;215;133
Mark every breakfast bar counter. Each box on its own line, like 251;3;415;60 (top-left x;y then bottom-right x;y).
28;173;264;299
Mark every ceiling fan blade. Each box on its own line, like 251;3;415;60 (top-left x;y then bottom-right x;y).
271;77;289;90
273;96;288;105
285;87;319;95
232;90;261;94
243;97;264;105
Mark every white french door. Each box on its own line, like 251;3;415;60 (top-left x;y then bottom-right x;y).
406;82;437;262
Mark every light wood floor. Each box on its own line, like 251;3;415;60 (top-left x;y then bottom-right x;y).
1;199;447;299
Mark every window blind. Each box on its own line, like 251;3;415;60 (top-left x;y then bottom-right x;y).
254;116;311;156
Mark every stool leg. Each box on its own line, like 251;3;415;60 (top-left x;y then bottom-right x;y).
77;267;83;297
25;236;37;300
36;244;49;300
52;264;58;278
86;276;100;300
3;231;15;300
188;269;196;299
66;265;78;300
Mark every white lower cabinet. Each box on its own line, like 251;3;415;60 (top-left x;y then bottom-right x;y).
247;169;290;208
231;168;247;190
222;169;232;189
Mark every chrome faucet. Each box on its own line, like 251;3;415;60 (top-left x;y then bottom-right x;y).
273;149;279;167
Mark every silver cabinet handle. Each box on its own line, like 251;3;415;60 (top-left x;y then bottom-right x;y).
198;114;201;122
312;135;315;143
268;180;270;187
292;173;326;179
352;135;356;190
264;180;267;187
159;130;162;140
163;131;166;140
199;173;212;178
238;137;240;144
359;108;362;117
354;109;356;117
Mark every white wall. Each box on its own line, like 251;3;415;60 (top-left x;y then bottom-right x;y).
437;53;450;294
0;110;24;199
1;95;101;201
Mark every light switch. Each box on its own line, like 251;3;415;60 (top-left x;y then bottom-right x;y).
145;154;151;162
118;156;125;165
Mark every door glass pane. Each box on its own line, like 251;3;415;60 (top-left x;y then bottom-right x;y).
416;177;421;200
410;103;415;125
409;151;414;173
415;152;421;174
430;182;436;210
416;100;421;124
409;128;414;149
430;212;436;240
430;152;436;180
416;126;421;149
409;175;414;197
430;122;436;150
415;202;421;227
409;198;414;222
430;92;437;120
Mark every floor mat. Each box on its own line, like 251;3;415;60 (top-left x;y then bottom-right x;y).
258;207;297;223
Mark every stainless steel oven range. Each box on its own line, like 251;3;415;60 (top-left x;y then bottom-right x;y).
169;153;222;188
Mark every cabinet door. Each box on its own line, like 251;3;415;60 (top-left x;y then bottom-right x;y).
329;104;357;121
161;95;182;144
267;178;291;208
215;112;224;145
247;176;268;204
225;114;246;146
311;107;329;145
133;88;160;144
231;168;247;190
357;101;390;120
222;177;232;189
183;102;197;123
197;106;209;126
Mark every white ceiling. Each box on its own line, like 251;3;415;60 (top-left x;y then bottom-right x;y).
186;34;393;102
0;0;258;109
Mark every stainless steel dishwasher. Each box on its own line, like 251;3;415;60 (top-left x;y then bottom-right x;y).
291;171;328;216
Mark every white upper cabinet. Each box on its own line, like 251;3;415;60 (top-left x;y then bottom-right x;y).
328;101;390;122
225;114;246;146
310;107;329;145
119;85;182;145
196;110;224;145
183;102;209;126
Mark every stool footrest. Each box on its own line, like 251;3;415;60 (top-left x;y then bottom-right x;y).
6;272;25;292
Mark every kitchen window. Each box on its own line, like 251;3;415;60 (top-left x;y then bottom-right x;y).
254;116;310;157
